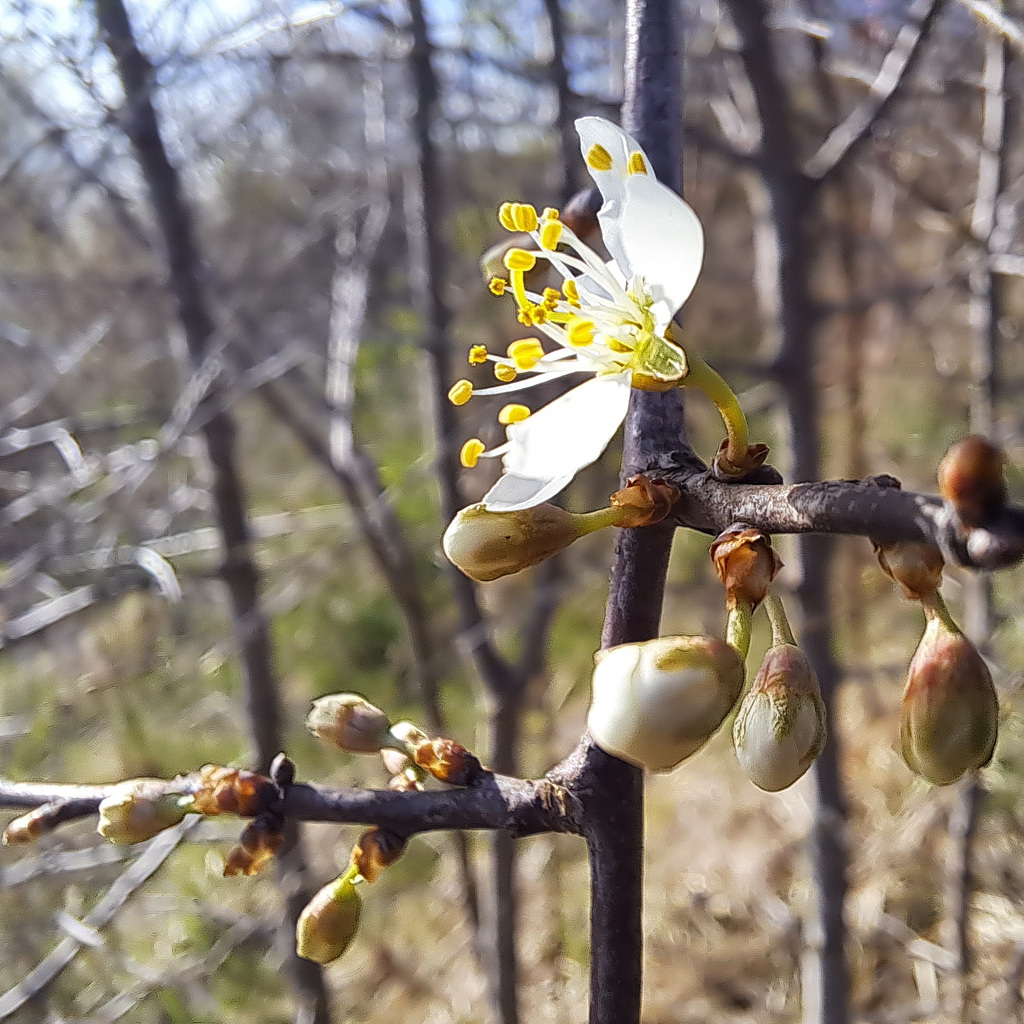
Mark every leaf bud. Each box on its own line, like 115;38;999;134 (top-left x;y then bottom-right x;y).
874;540;944;601
710;525;783;611
732;644;826;792
296;869;362;964
97;779;193;844
411;737;484;786
307;694;392;754
351;827;407;883
443;503;583;582
587;636;745;772
900;605;998;785
937;435;1006;527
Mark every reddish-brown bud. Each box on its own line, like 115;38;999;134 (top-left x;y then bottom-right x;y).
874;540;944;601
351;827;408;883
710;525;783;611
223;815;285;877
3;803;62;846
713;441;771;481
900;606;999;785
609;475;680;528
190;765;267;817
412;738;484;786
937;435;1006;528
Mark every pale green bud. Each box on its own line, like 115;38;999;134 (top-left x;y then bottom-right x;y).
442;503;583;582
296;870;362;964
307;694;392;753
587;636;745;772
900;610;998;785
733;644;826;792
97;779;193;844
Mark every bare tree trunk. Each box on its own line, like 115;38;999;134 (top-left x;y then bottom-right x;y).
945;23;1010;1023
94;2;330;1021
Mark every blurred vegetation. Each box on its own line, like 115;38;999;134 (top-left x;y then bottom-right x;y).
1;0;1024;1022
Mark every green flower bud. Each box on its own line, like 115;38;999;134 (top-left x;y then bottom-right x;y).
296;870;362;964
733;644;826;792
587;636;745;772
900;607;998;786
97;779;193;844
307;694;392;754
442;503;584;582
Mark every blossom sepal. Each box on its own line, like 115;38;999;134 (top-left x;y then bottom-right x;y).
712;440;771;482
610;475;680;527
874;540;944;601
711;525;783;611
732;644;826;792
900;597;998;786
587;636;745;772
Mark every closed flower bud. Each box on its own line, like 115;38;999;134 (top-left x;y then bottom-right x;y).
587;636;745;772
900;607;998;786
733;644;826;792
296;870;362;965
97;779;193;844
443;503;582;582
352;827;407;883
874;540;944;601
307;694;391;754
710;525;783;611
937;435;1006;527
412;737;484;786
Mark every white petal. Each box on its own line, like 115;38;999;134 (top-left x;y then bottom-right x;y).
617;173;704;329
482;370;633;512
575;116;651;273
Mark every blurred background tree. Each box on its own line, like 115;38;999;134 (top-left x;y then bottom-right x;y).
1;0;1023;1022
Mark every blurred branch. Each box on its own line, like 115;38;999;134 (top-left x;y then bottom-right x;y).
805;0;947;180
960;0;1024;53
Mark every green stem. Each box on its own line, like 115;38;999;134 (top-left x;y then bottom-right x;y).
575;505;631;536
921;590;960;632
765;592;797;647
683;351;750;467
726;602;754;661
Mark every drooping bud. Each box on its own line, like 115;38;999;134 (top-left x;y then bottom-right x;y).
732;644;826;792
710;525;783;611
296;869;362;965
587;636;745;772
97;779;193;844
874;540;944;601
937;435;1006;528
900;600;998;785
307;694;392;754
442;503;583;582
223;815;285;877
351;827;408;883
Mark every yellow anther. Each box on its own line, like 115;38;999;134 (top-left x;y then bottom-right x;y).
498;203;517;231
489;276;508;295
586;144;613;171
542;287;561;310
540;219;564;250
498;404;531;426
503;248;537;272
507;338;545;370
567;318;596;348
608;338;633;354
530;304;548;324
448;379;473;406
512;203;539;232
460;438;485;468
468;345;488;365
627;151;648;175
494;363;517;382
542;207;559;221
563;278;580;305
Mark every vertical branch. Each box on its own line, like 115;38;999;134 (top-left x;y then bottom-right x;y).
724;3;849;1023
542;0;581;204
946;22;1009;1022
589;4;685;1024
93;3;331;1022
